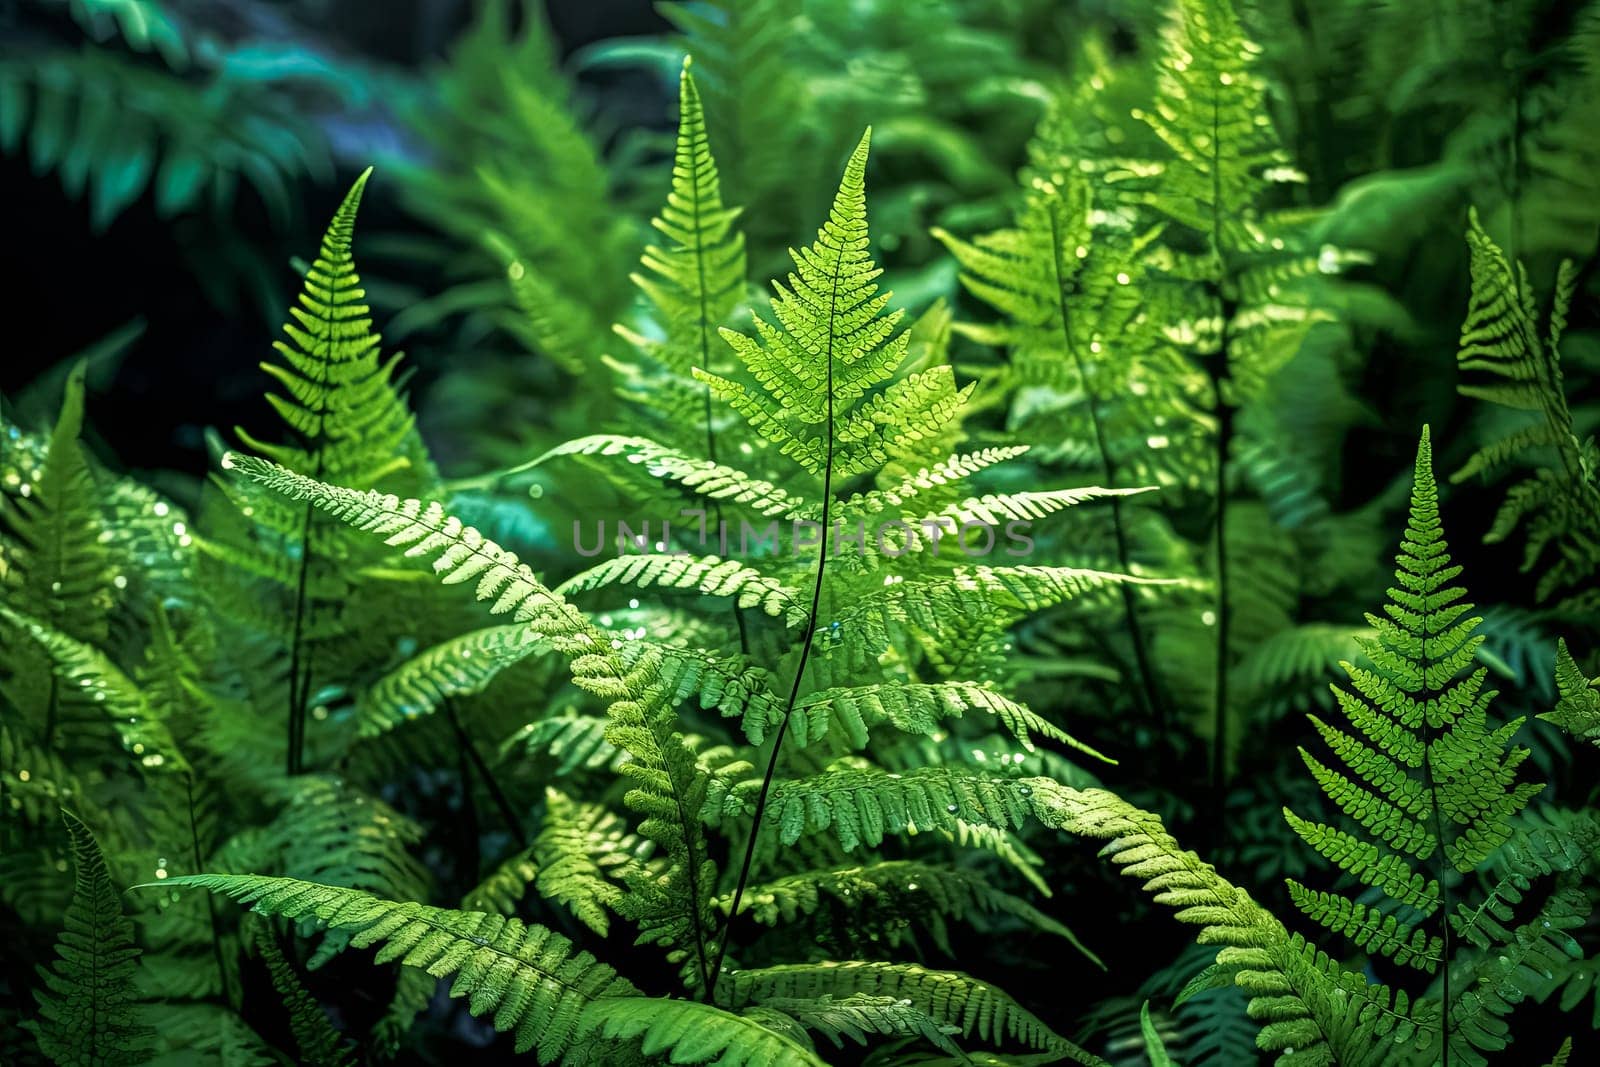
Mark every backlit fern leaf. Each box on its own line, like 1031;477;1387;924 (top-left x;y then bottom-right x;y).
1285;427;1544;979
525;435;806;517
613;59;746;453
534;788;650;936
26;811;154;1067
237;168;432;496
556;554;804;626
695;129;971;479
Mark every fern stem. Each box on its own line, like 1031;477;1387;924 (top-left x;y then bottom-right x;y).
1207;365;1234;826
707;251;841;1005
185;774;233;1009
1046;210;1166;750
285;506;314;777
445;699;528;848
1418;587;1452;1063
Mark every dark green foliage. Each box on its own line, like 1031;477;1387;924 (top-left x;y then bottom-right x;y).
25;812;153;1066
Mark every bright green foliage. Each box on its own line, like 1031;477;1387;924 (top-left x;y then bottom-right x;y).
150;874;827;1066
399;0;636;380
532;788;649;936
0;604;190;776
1543;639;1600;746
26;812;153;1066
238;167;432;495
698;129;970;479
613;60;747;454
1285;428;1543;975
1028;784;1435;1066
219;451;721;993
1450;210;1600;606
9;6;1600;1062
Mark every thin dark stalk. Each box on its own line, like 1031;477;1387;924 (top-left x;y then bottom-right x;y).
284;494;317;776
1046;210;1166;751
685;125;751;659
184;775;233;1008
445;699;527;848
1208;395;1234;820
706;256;842;1005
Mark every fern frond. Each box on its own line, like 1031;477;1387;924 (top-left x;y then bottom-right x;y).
1542;639;1600;746
556;554;804;626
587;996;828;1066
534;789;650;936
238;168;432;496
760;766;1039;851
150;874;636;1061
613;58;746;455
26;811;154;1067
724;961;1095;1062
153;874;829;1066
1285;427;1543;986
0;604;191;775
1027;784;1430;1065
252;928;353;1066
753;993;960;1055
0;361;114;742
358;624;544;737
738;679;1109;760
222;453;720;992
696;129;970;479
1450;212;1600;603
521;435;806;518
728;859;1096;960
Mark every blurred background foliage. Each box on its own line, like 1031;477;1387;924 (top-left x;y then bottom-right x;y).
3;0;1598;1061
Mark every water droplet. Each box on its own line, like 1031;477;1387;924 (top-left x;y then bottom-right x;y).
945;804;959;814
153;501;170;517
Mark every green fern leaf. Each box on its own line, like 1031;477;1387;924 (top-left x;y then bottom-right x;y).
1542;639;1600;746
534;788;649;936
358;624;544;737
26;811;154;1067
221;453;721;991
724;960;1096;1062
0;362;114;743
252;928;354;1066
696;129;971;479
1285;427;1543;983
